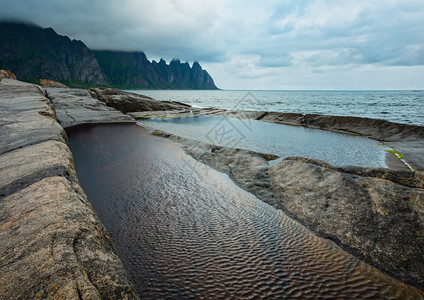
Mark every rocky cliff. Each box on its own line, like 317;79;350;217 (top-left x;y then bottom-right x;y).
0;22;218;89
0;22;107;87
92;51;218;89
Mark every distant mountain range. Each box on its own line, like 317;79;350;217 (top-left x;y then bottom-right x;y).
0;21;218;89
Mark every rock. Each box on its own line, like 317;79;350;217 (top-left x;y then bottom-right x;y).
0;69;16;81
0;79;65;155
46;88;135;128
269;157;424;289
40;79;69;88
0;79;139;299
89;88;191;113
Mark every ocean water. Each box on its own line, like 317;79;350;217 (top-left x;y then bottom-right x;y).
127;90;424;126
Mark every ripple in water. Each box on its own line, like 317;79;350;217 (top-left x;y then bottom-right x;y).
67;123;423;299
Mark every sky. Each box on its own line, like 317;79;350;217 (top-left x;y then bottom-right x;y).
1;0;424;90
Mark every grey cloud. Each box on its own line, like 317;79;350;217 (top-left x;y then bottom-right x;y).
1;0;423;89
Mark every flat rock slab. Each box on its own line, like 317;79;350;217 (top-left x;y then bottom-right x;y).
89;88;191;114
47;88;135;128
0;80;138;299
269;157;424;289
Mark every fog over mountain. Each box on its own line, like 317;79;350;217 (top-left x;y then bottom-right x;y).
1;0;423;89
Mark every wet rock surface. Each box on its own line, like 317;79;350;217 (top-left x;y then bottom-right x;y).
0;80;138;299
46;88;135;128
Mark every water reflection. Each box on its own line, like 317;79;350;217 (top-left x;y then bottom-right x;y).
138;116;389;168
67;123;423;299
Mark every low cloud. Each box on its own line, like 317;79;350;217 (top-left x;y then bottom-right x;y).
1;0;423;89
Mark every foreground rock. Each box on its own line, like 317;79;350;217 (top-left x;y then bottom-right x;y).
0;79;138;299
46;88;135;127
152;130;424;290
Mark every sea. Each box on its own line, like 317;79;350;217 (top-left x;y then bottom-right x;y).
126;90;424;127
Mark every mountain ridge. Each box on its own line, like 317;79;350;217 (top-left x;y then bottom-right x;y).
0;21;218;89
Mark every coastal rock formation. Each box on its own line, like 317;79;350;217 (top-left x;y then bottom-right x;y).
0;22;107;87
0;79;138;299
46;88;135;127
269;157;424;289
92;51;218;89
40;79;69;88
89;88;191;113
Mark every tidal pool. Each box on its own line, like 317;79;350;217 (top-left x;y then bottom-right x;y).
67;123;423;299
138;115;389;168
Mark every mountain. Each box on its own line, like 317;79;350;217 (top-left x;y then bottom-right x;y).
92;51;218;89
0;21;218;89
0;21;106;86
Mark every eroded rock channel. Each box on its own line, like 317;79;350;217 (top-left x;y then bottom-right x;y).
67;123;424;299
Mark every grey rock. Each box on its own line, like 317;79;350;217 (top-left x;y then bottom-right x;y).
0;79;66;155
0;79;139;299
269;157;424;289
46;88;135;128
89;88;191;113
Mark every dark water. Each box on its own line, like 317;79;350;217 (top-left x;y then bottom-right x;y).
138;115;389;168
67;123;423;299
128;90;424;126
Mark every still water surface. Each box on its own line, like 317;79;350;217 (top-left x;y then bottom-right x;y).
138;115;389;168
67;123;423;299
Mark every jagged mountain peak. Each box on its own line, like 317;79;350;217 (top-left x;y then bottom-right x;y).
0;21;218;89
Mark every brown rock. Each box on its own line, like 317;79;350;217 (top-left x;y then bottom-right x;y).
40;79;69;88
0;70;16;81
269;157;424;288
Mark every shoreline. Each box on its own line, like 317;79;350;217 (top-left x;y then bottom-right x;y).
1;76;423;297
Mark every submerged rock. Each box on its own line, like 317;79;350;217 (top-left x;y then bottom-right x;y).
269;157;424;288
0;80;139;299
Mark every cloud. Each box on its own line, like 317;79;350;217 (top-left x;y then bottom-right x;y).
1;0;424;89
